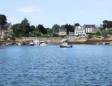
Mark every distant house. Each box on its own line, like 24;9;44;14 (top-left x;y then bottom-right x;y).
58;28;67;36
74;26;86;37
52;29;59;35
84;25;97;34
69;32;74;36
105;28;112;30
0;23;12;39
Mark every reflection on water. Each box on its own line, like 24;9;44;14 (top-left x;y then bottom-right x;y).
0;45;112;86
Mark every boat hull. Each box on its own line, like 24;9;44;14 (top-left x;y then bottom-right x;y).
60;45;72;48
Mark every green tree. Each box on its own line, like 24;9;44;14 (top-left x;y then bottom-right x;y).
65;24;74;35
74;23;80;26
0;15;7;25
0;15;7;36
12;18;31;37
30;25;36;32
103;20;112;29
12;24;22;37
37;24;47;34
52;24;60;34
21;18;30;36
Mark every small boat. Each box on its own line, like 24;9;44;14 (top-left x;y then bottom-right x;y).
39;41;47;46
17;43;21;46
60;42;72;48
33;40;40;45
29;42;34;46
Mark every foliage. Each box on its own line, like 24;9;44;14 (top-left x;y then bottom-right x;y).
103;20;112;29
38;24;47;34
0;15;7;25
65;24;74;35
3;34;8;40
74;23;80;26
0;15;7;33
101;30;107;38
52;24;60;34
87;29;109;38
10;34;15;40
88;34;93;38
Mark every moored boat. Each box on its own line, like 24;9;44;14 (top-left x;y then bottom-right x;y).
29;41;34;46
33;39;40;46
39;41;48;46
60;42;72;48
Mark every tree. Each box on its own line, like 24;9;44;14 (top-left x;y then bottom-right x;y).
0;15;7;36
65;24;74;35
12;24;22;37
74;23;80;26
21;18;30;36
103;20;112;29
52;24;60;34
30;25;36;32
0;15;7;25
12;18;31;37
37;24;47;34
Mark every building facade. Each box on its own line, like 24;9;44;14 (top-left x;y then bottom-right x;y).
0;23;12;39
84;25;96;34
74;26;86;37
58;28;67;36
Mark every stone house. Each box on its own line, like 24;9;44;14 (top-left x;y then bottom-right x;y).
84;25;97;34
0;23;12;39
58;28;67;36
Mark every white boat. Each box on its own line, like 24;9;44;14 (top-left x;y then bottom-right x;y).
17;43;21;46
29;42;34;46
60;42;72;48
39;41;47;46
33;40;40;45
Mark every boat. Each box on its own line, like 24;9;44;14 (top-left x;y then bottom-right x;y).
39;41;47;46
33;39;40;45
17;43;21;46
29;41;34;46
60;42;72;48
60;39;72;48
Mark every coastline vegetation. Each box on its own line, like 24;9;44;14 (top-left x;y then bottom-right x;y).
1;14;112;40
12;18;75;38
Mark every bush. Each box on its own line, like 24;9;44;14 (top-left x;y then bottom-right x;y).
3;35;8;40
53;34;59;37
102;30;107;38
96;30;101;36
88;34;93;38
10;35;15;40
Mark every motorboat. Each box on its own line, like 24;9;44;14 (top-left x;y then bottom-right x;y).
29;41;34;46
33;39;40;45
60;42;72;48
60;38;72;48
39;41;47;46
17;43;21;46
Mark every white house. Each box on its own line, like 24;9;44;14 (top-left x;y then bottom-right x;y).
74;26;86;37
84;25;96;34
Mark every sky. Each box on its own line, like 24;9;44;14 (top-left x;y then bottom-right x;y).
0;0;112;27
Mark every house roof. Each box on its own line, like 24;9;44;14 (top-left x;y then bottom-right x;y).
84;25;96;28
59;28;66;32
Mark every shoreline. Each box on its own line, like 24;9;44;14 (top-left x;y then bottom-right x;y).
1;37;112;46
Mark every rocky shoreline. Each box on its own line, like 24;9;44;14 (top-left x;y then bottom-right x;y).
1;37;112;46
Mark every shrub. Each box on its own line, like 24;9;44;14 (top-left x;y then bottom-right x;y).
88;34;93;38
10;35;15;40
3;35;8;40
